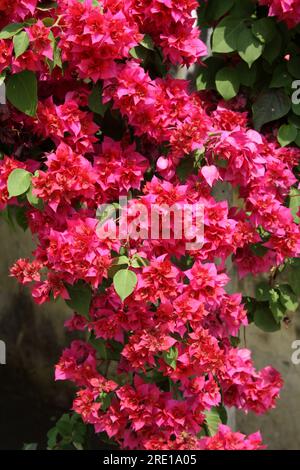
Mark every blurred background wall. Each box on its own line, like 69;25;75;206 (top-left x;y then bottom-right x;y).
0;220;300;449
0;220;72;449
236;324;300;450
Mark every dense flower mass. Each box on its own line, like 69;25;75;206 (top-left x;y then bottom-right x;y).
260;0;300;27
0;0;37;23
128;0;207;65
198;425;265;450
1;0;299;450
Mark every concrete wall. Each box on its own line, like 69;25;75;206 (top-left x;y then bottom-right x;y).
234;274;300;450
0;220;71;406
236;323;300;450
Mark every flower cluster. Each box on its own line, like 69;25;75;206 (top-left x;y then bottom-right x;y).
93;137;149;199
199;425;265;450
57;0;143;81
260;0;300;28
1;0;299;450
34;93;99;154
128;0;207;65
0;0;37;23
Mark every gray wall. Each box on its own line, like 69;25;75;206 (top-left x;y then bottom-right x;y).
236;323;300;450
0;220;70;405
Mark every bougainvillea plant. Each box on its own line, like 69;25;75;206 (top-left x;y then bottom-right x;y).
0;0;300;450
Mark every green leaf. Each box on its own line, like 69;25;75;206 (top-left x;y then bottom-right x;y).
88;336;108;360
288;267;300;296
250;243;268;257
99;392;112;412
96;204;116;225
131;255;149;268
236;61;257;87
50;32;62;70
204;0;234;22
108;255;130;278
269;288;286;322
270;64;293;88
263;34;282;64
129;45;148;60
254;305;281;332
215;67;240;100
255;282;270;301
112;255;130;266
140;34;154;50
230;0;255;18
47;412;86;450
252;89;291;130
6;71;38;117
113;269;137;302
26;184;42;208
196;68;210;91
204;407;222;437
13;31;30;58
292;103;300;117
88;83;109;116
0;23;25;39
252;18;276;44
277;124;298;147
287;57;300;78
105;339;124;361
176;156;195;182
47;428;59;449
289;187;300;224
7;169;32;197
212;18;246;53
243;296;256;318
66;283;92;318
196;57;225;91
163;346;178;370
37;1;58;10
279;285;299;312
42;17;55;27
23;443;38;450
88;335;108;361
0;71;6;86
237;27;264;67
230;336;241;347
56;414;72;436
217;405;228;425
15;206;28;231
288;113;300;129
